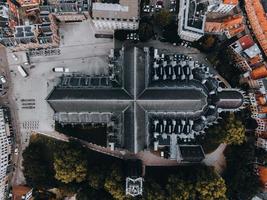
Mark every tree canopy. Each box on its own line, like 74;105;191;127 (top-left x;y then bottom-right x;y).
22;141;56;188
138;23;154;42
223;139;260;200
155;10;172;27
200;113;246;153
54;144;88;183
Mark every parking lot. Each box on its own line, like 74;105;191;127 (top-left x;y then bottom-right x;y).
7;20;113;150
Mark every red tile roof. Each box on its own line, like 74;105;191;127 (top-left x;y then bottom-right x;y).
258;166;267;188
239;35;255;50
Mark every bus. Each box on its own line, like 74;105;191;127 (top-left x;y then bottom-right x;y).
17;65;28;77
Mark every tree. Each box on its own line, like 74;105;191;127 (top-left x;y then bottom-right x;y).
165;166;226;200
76;187;112;200
196;177;227;200
223;139;260;200
138;23;154;42
114;30;128;41
222;113;246;145
155;10;172;27
88;167;106;189
199;113;246;153
162;22;180;43
104;164;126;200
143;180;166;200
23;141;56;189
54;144;88;183
166;176;195;200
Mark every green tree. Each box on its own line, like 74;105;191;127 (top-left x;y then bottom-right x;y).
166;176;195;200
155;10;172;27
23;141;56;189
143;180;165;200
104;164;126;200
204;113;246;150
222;113;246;145
165;166;226;200
54;144;88;183
138;23;154;42
88;167;106;189
196;177;227;200
223;139;260;200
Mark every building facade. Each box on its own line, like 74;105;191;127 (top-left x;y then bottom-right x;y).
208;0;238;14
91;0;139;31
0;108;11;200
178;0;208;42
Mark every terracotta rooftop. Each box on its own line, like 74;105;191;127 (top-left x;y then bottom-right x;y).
223;0;238;5
245;0;267;56
238;35;255;49
258;166;267;188
205;15;244;37
251;64;267;80
12;186;33;200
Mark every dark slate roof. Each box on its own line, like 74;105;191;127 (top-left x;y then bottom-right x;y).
123;104;135;152
123;46;135;97
138;88;207;113
178;145;205;162
48;100;130;113
214;90;244;109
47;88;131;100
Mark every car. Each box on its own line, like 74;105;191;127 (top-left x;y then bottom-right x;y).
155;0;163;11
14;148;18;155
52;67;70;73
170;0;176;5
150;5;154;12
0;76;6;84
143;5;150;13
11;53;18;61
169;7;176;12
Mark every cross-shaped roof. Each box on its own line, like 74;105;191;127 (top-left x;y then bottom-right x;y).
47;46;244;154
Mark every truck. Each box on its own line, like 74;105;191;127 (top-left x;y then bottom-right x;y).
17;65;28;77
52;67;69;73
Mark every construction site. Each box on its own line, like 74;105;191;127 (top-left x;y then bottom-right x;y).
0;0;89;51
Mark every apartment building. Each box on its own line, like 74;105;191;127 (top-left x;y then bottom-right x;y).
91;0;140;31
0;108;12;200
229;35;262;72
245;0;267;56
208;0;238;14
205;15;245;38
178;0;208;42
178;0;239;41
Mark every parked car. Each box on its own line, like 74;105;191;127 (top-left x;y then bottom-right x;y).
14;148;18;155
155;0;163;11
52;67;70;73
0;76;6;84
143;5;150;13
11;53;18;61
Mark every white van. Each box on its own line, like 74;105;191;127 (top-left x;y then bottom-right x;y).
52;67;69;73
17;65;28;77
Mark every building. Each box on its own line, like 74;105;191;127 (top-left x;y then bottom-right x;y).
12;185;33;200
208;0;238;14
178;0;208;41
245;0;267;56
256;137;267;151
229;35;262;72
0;0;89;50
257;166;267;190
205;15;245;38
47;46;245;161
0;108;12;200
91;0;139;31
